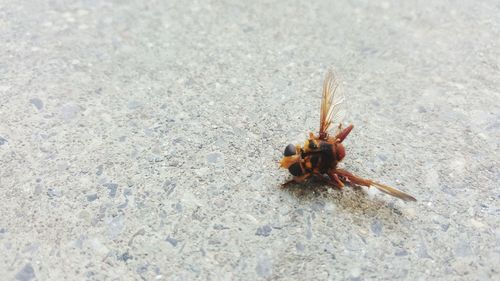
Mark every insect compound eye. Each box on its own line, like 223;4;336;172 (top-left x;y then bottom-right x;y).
288;162;303;176
308;140;318;149
283;144;296;156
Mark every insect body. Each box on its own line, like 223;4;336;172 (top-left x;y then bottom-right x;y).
280;71;416;202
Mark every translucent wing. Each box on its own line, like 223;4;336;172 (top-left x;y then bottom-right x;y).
371;182;417;202
319;70;346;138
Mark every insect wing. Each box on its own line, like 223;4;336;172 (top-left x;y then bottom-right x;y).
319;70;346;138
371;182;417;202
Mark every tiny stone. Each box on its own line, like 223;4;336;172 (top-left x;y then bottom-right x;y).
377;154;387;161
96;165;103;176
395;249;408;256
136;265;148;274
47;188;62;198
255;225;272;237
213;224;229;230
439;222;450;231
127;100;142;109
295;242;304;252
306;216;312;240
119;252;132;262
206;152;223;164
0;136;7;145
256;255;272;278
371;219;383;236
108;215;124;240
86;194;98;202
174;203;182;212
454;242;473;257
29;98;43;110
34;185;42;195
15;263;35;281
60;103;80;120
117;200;128;209
162;180;176;196
168;160;180;167
166;236;178;246
418;242;432;259
103;183;118;197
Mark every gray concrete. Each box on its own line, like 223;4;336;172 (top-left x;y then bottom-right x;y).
1;0;499;280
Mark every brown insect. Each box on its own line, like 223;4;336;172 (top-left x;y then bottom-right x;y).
280;70;416;201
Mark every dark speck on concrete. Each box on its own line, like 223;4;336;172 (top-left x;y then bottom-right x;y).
15;263;35;281
0;136;7;146
103;183;118;197
29;98;43;110
166;236;178;246
119;252;133;262
213;224;229;230
256;225;272;237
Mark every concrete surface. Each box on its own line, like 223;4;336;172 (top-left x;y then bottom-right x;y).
1;0;499;280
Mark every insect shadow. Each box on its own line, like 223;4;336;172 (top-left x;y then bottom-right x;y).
281;177;407;223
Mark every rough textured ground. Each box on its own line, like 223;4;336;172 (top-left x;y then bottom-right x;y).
1;0;499;280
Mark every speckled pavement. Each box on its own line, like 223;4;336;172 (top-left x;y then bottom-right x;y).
1;0;499;280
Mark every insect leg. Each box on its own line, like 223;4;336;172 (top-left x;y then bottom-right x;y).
328;172;345;189
313;172;341;189
336;124;354;142
281;179;296;188
334;168;372;186
334;168;416;202
281;173;313;188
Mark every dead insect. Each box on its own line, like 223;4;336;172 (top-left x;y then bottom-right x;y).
280;70;416;202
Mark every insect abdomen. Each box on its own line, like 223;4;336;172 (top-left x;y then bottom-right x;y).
319;141;336;172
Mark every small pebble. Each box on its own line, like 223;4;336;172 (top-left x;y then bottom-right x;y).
103;183;118;197
29;98;43;110
15;263;35;281
166;237;178;246
255;225;272;237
